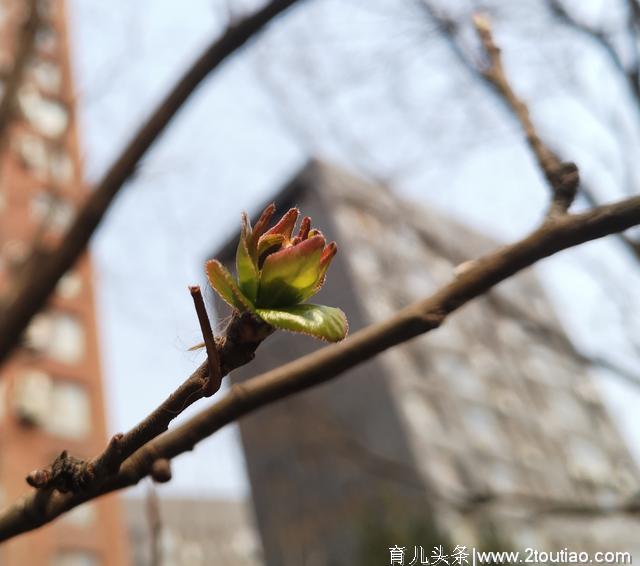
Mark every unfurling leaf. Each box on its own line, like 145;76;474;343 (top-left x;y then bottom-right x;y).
256;304;348;342
206;260;254;312
206;205;347;342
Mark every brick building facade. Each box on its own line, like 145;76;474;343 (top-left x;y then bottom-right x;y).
0;1;128;564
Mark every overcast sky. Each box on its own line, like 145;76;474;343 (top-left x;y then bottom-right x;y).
67;0;640;498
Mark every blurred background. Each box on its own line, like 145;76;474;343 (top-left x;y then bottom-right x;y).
1;0;640;564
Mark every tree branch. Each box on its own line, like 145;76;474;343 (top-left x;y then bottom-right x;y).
25;311;272;491
0;0;303;368
2;193;640;541
472;14;579;215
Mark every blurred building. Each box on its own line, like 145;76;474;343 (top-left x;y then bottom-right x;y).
213;160;640;565
125;497;262;566
0;1;127;564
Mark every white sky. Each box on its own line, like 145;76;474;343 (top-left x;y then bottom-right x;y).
67;0;640;497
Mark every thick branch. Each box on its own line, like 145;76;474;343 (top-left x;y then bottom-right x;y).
0;0;303;368
2;193;640;541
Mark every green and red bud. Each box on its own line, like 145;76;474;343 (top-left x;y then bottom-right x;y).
206;205;348;342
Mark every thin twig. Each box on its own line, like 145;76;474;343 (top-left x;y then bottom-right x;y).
189;285;221;396
472;14;579;215
3;192;640;541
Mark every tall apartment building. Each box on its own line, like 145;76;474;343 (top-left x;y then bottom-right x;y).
0;1;127;565
214;161;640;566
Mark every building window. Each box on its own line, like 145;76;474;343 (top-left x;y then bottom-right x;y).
47;380;92;439
35;24;58;54
57;272;83;299
1;239;28;269
13;369;51;427
14;370;91;439
568;437;609;482
50;148;73;184
31;191;75;232
28;58;62;93
59;502;97;529
52;550;100;566
16;133;49;177
25;311;86;364
19;86;69;138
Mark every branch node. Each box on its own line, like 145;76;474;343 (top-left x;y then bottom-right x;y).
25;451;95;493
150;459;172;484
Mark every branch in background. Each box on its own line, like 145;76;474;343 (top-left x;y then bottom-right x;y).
3;192;640;540
146;485;162;566
472;14;579;215
415;1;640;266
0;0;38;154
0;0;304;368
546;0;640;105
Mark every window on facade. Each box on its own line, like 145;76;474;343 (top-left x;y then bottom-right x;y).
462;404;505;452
56;271;83;299
16;133;49;177
47;381;91;439
52;550;100;566
37;0;54;19
19;86;69;138
31;191;75;232
28;58;62;93
25;311;85;364
1;239;28;268
14;370;91;439
50;148;73;184
568;437;609;482
13;369;51;426
59;502;97;528
36;24;58;53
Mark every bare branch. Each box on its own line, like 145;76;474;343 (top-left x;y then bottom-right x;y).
473;14;579;215
2;192;640;541
0;0;304;368
546;0;640;105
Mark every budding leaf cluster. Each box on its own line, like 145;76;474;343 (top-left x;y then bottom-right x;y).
207;204;348;342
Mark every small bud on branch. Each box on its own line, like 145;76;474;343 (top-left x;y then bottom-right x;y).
207;205;348;342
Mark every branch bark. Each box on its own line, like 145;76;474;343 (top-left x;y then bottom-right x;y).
2;193;640;541
472;14;579;215
25;311;272;492
0;0;303;368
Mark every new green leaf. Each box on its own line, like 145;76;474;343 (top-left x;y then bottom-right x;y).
256;304;348;342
